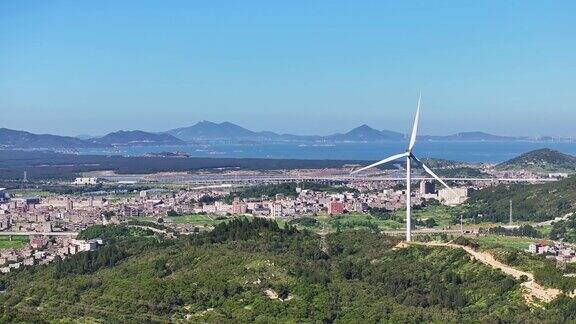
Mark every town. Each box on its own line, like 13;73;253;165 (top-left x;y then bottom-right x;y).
0;165;562;273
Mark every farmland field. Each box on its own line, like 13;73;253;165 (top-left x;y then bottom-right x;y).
0;236;28;250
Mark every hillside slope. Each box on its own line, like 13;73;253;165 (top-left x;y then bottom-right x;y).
0;128;99;149
0;220;554;322
464;176;576;222
497;148;576;173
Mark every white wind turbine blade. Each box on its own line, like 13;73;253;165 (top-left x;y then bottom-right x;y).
411;155;455;192
351;152;409;174
408;93;421;151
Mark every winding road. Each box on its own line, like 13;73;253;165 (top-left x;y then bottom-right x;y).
409;242;562;304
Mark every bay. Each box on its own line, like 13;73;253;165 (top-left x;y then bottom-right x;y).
76;141;576;163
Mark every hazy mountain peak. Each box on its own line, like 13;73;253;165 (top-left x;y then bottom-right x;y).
167;121;257;141
92;130;184;146
329;124;404;141
196;120;217;126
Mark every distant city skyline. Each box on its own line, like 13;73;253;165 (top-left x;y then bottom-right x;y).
1;1;575;137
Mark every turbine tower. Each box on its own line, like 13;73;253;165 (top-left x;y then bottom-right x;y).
351;94;454;242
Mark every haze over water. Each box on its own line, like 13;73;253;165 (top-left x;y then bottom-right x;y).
78;141;576;164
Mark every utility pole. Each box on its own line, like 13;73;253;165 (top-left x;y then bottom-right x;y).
460;214;463;234
509;200;513;225
20;170;28;190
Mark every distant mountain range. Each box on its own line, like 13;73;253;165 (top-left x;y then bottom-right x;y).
0;128;100;149
0;121;571;150
164;121;524;143
166;121;405;142
0;128;182;149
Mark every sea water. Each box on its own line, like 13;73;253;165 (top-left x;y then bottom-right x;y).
76;141;576;163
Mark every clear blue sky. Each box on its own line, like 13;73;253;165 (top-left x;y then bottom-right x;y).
1;1;575;137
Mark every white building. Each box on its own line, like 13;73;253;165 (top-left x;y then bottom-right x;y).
549;173;569;179
270;203;283;218
72;238;103;252
528;243;541;254
438;187;472;205
73;177;99;185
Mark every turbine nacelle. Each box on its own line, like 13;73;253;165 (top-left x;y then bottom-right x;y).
351;151;453;192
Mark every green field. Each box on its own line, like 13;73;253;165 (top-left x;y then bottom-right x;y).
8;190;53;198
156;205;460;233
392;204;463;228
167;214;227;226
128;216;158;222
329;213;400;230
0;236;28;250
477;235;534;250
325;205;461;232
537;225;552;237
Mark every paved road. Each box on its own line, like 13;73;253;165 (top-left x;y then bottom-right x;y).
534;212;574;227
179;176;558;185
100;172;559;185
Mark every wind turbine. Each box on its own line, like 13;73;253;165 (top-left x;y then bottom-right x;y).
351;94;453;242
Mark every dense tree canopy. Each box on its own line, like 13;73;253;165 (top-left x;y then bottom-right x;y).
464;176;576;223
1;220;576;322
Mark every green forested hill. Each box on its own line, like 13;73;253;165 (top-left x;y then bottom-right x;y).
497;148;576;173
464;176;576;222
436;167;489;178
1;220;575;322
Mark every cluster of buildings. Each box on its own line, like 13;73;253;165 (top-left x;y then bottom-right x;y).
225;190;359;218
0;178;474;234
190;180;471;219
0;165;560;275
72;177;100;186
121;188;216;218
0;235;103;274
527;241;576;264
124;187;380;220
0;177;475;270
0;195;114;233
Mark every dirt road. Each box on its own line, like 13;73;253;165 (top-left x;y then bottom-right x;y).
410;242;562;304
